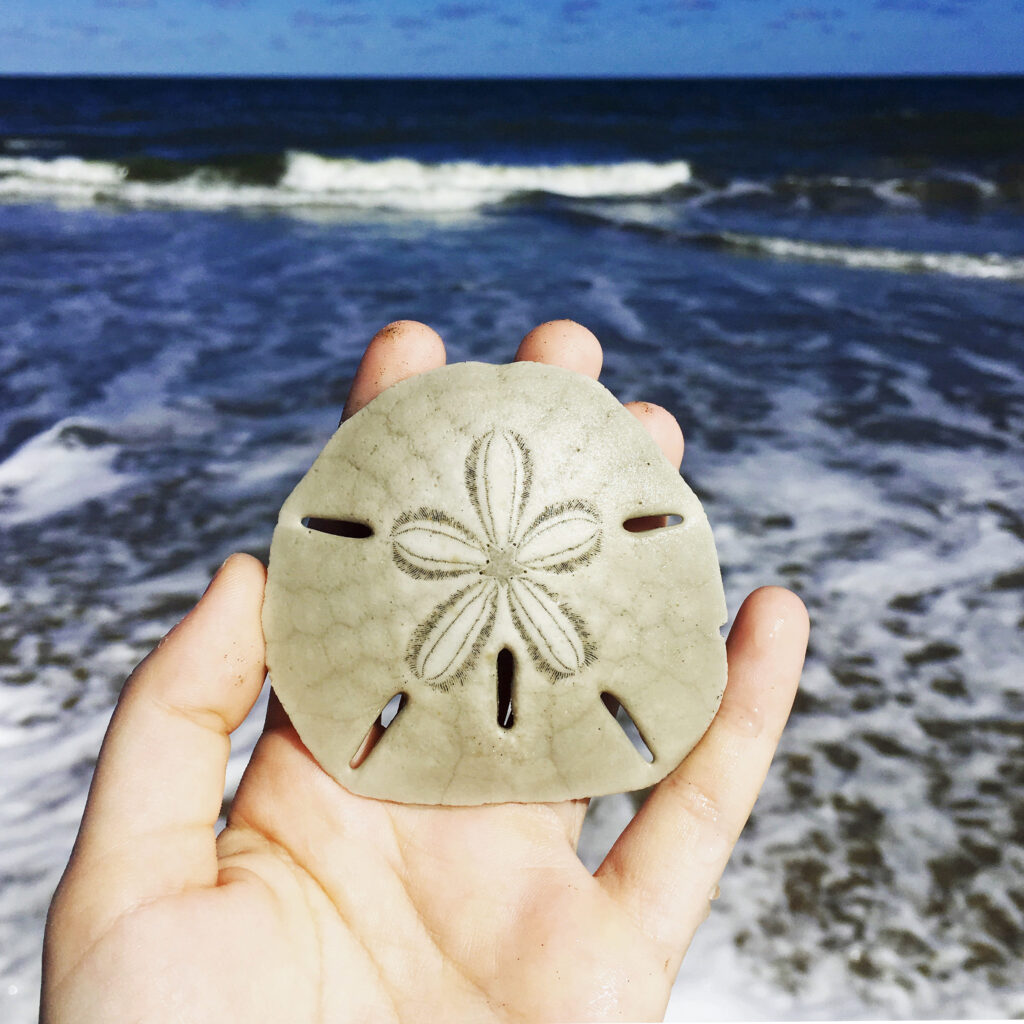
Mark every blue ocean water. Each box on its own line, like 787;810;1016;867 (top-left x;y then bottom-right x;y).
1;76;1022;1020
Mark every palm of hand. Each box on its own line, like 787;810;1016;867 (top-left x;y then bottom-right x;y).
44;321;808;1024
53;727;670;1023
223;736;666;1023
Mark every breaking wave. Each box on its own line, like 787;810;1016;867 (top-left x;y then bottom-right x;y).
0;151;694;212
704;230;1024;281
563;208;1024;282
2;151;1020;280
2;150;1018;214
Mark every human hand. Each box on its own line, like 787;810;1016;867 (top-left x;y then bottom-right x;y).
42;320;809;1023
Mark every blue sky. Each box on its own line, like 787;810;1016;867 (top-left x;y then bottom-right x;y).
3;0;1023;76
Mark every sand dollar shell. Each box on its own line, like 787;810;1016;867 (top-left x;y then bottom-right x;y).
263;361;727;804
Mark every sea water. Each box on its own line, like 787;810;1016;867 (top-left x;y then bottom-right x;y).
1;76;1022;1020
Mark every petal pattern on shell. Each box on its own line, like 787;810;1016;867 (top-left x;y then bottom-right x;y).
409;578;499;686
518;499;601;573
392;508;487;579
507;576;594;679
465;429;532;547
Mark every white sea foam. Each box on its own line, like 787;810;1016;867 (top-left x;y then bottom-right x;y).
2;168;1022;1021
282;152;693;205
718;230;1024;280
0;156;125;206
0;420;126;525
0;151;694;212
684;178;772;209
871;178;920;207
3;154;1018;283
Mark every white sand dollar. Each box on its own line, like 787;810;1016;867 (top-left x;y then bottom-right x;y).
263;361;727;805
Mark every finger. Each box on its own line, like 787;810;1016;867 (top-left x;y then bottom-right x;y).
342;320;446;421
624;401;684;468
596;586;808;962
264;322;446;732
623;402;684;532
515;319;603;378
61;554;267;915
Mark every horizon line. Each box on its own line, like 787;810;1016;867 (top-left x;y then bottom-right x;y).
1;71;1022;82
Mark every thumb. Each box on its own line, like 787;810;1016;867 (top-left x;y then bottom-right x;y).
55;554;266;935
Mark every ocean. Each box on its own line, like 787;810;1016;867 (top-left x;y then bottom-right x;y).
0;75;1022;1020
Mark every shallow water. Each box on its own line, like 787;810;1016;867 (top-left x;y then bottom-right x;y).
2;76;1023;1020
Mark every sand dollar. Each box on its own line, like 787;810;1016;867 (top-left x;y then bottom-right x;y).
263;361;727;804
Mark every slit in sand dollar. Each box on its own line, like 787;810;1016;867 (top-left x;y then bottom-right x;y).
263;360;727;805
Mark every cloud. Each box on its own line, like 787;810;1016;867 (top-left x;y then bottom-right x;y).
292;8;367;30
767;5;847;29
561;0;600;24
67;21;103;37
200;28;231;46
390;3;490;36
393;14;432;33
67;20;115;40
2;21;45;44
788;5;845;20
434;2;489;19
874;0;973;14
636;0;718;17
44;15;121;42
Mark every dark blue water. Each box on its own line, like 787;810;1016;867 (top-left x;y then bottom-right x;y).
2;75;1023;272
4;75;1024;172
1;77;1022;1021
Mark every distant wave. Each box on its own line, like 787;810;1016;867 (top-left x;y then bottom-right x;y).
3;148;1017;213
560;206;1024;281
697;170;1019;212
704;230;1024;281
2;151;1020;280
0;152;694;212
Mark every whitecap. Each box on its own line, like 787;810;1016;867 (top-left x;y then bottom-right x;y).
0;420;126;525
0;151;695;213
716;230;1024;281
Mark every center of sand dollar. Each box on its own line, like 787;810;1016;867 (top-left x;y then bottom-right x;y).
481;543;523;582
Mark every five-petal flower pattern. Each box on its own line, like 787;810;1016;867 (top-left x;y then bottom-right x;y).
391;429;601;690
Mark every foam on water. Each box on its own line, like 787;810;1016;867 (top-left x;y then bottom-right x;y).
0;151;694;212
0;421;126;525
283;152;694;204
1;198;1022;1022
0;155;124;187
3;151;1011;214
715;230;1024;281
3;151;1020;284
682;331;1023;1015
562;205;1024;281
